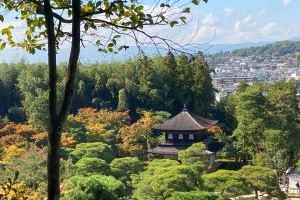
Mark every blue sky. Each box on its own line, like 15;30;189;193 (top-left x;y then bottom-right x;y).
184;0;300;43
0;0;300;62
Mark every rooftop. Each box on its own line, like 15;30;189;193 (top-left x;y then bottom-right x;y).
153;108;217;132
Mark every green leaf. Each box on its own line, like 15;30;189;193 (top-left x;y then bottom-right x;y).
96;40;101;46
1;28;8;35
90;23;97;29
148;18;153;24
182;7;190;13
170;21;178;27
192;0;200;5
68;9;72;16
107;42;114;48
136;5;143;11
113;35;121;39
96;1;102;7
130;14;139;26
29;48;35;54
0;42;6;50
0;15;4;22
84;23;89;31
108;47;113;52
180;16;187;24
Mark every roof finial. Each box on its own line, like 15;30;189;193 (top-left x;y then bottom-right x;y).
183;104;188;111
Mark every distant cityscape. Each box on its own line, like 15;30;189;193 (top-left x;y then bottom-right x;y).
206;51;300;101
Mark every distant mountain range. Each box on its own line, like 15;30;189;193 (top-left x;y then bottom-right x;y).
0;38;300;63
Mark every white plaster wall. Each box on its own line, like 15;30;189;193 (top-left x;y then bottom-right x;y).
289;175;300;190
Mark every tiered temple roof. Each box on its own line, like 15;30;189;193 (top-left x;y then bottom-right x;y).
153;108;218;132
149;108;222;156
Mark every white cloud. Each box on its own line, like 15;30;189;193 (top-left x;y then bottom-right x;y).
283;0;293;7
234;15;257;32
243;15;252;23
234;21;241;32
196;13;220;41
194;24;220;41
261;22;276;36
233;31;252;41
231;14;259;42
223;8;233;16
182;13;222;43
202;13;216;26
280;23;300;39
256;9;266;17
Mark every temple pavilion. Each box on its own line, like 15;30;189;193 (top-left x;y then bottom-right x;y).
148;107;223;164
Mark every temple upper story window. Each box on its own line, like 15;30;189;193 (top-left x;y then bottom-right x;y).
188;133;194;140
167;133;173;140
178;133;184;140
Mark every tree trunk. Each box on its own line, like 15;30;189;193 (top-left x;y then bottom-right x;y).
254;189;258;199
58;0;81;122
44;0;81;199
44;0;60;199
47;123;61;200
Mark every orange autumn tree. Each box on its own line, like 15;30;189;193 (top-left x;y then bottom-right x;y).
0;123;37;147
68;108;130;143
0;123;37;163
32;131;77;149
117;111;170;159
118;122;150;159
71;108;130;130
0;122;76;162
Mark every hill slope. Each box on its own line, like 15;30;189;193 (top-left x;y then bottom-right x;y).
228;40;300;57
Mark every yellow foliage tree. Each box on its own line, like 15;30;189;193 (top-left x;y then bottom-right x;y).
0;180;46;200
60;132;77;148
68;108;130;143
1;145;24;164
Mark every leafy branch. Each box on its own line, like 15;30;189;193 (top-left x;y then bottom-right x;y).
0;171;20;200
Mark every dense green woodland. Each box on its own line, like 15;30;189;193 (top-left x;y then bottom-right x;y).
213;40;300;58
0;53;300;199
0;52;214;127
218;82;300;174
